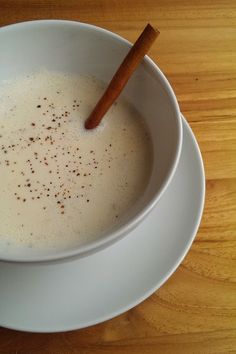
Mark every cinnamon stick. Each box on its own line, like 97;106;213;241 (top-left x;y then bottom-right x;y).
85;24;159;129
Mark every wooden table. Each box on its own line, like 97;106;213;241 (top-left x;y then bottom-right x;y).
0;1;236;353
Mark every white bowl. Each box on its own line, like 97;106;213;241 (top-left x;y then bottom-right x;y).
0;20;182;263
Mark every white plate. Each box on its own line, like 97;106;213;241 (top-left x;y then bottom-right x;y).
0;116;205;333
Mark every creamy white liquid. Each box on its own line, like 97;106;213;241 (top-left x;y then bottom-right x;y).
0;71;152;252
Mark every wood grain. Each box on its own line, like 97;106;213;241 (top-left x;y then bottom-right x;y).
0;1;236;353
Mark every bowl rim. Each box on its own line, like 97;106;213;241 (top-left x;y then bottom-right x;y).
0;19;182;263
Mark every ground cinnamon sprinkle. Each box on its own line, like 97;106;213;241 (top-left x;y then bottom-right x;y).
0;71;152;249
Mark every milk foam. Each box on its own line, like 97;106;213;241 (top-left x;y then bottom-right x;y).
0;70;152;252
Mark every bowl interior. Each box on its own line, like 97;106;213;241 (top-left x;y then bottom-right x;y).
0;21;181;262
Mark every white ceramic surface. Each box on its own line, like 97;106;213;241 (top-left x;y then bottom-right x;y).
0;20;182;262
0;116;205;333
